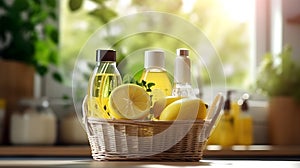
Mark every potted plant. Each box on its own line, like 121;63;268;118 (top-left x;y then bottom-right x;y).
0;0;62;143
256;45;300;145
0;0;61;79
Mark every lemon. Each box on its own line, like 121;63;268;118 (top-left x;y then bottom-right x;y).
108;84;151;120
151;88;167;103
159;98;207;121
152;96;182;119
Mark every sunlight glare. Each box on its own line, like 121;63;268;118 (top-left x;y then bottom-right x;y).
219;0;254;22
84;0;97;11
182;0;196;13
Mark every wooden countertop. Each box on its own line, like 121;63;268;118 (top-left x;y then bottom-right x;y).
0;145;300;158
0;159;300;168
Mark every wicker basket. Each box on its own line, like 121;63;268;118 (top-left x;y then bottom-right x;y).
82;94;224;161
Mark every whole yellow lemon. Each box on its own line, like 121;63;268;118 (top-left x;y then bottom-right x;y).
159;98;207;121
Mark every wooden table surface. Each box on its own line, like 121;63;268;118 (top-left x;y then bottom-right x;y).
0;159;300;168
1;145;300;158
0;145;299;168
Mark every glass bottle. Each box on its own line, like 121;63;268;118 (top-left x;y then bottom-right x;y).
140;50;172;103
172;48;195;97
218;90;236;146
87;49;122;118
236;94;253;145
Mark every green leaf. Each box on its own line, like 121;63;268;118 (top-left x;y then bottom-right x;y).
88;7;117;23
141;80;147;86
30;11;48;24
52;71;63;83
49;11;57;20
49;50;59;65
12;0;29;11
34;40;50;65
46;0;56;8
62;95;70;100
69;0;83;11
45;25;59;43
146;82;155;92
135;81;142;86
35;64;48;76
147;82;155;88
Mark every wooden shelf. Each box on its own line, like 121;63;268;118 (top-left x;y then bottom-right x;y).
204;145;300;158
0;145;300;157
0;146;91;157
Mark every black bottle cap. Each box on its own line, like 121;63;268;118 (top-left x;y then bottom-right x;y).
241;99;248;112
224;90;232;111
96;49;116;62
241;93;249;112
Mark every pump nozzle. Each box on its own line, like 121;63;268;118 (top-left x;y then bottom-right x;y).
224;90;233;111
241;93;249;112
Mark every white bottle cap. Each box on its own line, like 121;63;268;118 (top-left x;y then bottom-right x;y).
144;50;165;69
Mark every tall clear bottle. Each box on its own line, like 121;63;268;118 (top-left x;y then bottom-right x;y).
172;48;195;97
87;49;122;118
140;50;172;103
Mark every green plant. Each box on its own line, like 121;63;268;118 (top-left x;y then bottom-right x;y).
123;74;155;92
0;0;62;82
256;45;300;101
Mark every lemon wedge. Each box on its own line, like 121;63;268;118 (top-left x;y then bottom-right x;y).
108;84;151;120
159;98;207;121
152;96;182;119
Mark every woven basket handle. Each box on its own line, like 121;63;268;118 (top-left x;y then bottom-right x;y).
204;93;224;139
81;95;93;136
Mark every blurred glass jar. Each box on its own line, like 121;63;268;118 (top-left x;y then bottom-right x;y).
10;98;57;145
60;112;88;144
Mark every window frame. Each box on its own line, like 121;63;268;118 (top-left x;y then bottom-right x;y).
39;0;275;102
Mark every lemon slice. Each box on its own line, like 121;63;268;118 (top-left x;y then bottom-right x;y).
151;88;166;103
108;84;151;119
152;96;182;119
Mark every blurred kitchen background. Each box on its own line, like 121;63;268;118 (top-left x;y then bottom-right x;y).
0;0;300;156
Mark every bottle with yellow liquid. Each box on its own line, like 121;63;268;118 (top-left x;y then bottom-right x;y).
236;94;253;145
140;50;172;103
218;91;236;147
87;49;122;118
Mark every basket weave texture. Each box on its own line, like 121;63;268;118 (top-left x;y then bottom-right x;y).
86;118;209;161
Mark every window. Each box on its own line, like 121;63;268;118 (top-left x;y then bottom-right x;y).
47;0;269;104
